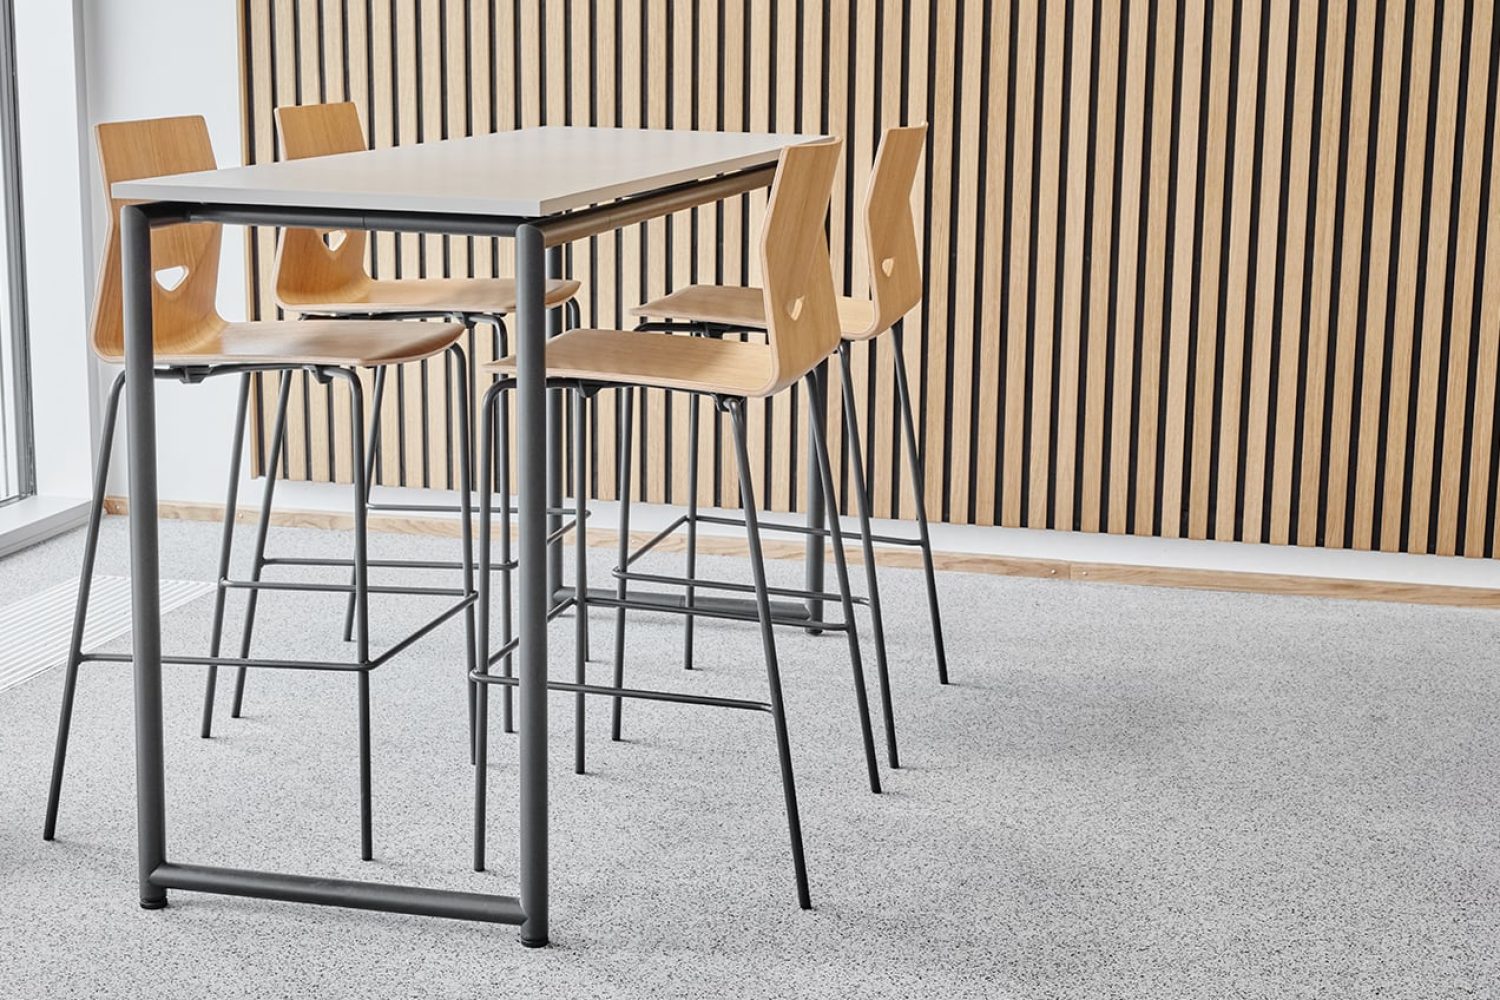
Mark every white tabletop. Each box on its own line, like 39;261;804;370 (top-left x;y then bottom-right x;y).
111;126;815;218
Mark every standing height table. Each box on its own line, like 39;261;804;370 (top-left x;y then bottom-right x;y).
111;126;823;947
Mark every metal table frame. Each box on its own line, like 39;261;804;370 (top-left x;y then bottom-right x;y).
117;161;825;947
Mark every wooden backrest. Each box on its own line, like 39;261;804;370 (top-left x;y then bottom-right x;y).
272;102;370;304
858;124;927;338
91;115;224;359
759;137;844;395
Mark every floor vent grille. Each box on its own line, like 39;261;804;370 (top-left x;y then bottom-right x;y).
0;576;214;695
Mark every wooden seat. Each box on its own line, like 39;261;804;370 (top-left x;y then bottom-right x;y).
631;284;875;339
473;138;866;910
630;126;950;705
281;274;580;317
631;125;926;342
273;102;579;316
488;327;775;397
122;318;464;369
483;138;846;399
92;115;464;368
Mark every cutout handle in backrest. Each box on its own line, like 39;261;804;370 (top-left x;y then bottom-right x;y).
272;102;372;306
90;115;225;360
154;265;188;292
758;138;845;397
862;124;927;337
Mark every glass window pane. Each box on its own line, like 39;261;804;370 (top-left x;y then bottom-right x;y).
0;0;30;507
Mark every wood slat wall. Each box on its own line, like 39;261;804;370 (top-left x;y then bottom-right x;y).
239;0;1500;558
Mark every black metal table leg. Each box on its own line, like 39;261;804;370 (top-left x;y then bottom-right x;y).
121;203;169;911
514;224;551;948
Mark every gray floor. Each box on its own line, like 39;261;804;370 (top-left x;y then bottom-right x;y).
1;516;1497;998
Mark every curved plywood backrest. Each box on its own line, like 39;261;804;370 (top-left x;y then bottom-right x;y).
758;137;844;395
91;115;224;359
858;124;927;339
272;102;371;305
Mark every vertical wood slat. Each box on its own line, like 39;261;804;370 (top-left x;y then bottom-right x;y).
1105;0;1150;536
238;0;1500;561
1268;0;1315;547
1159;0;1206;540
1079;0;1119;535
1028;0;1065;530
1464;3;1500;558
1002;0;1036;530
972;0;1012;528
1132;0;1177;538
1409;1;1466;552
1435;0;1492;556
1229;0;1277;544
1052;0;1091;533
1323;0;1377;550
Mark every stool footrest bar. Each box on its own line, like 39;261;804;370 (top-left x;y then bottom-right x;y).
221;579;466;597
365;500;584;519
554;584;813;621
611;568;865;607
621;514;692;566
586;593;847;631
150;862;525;925
369;596;476;667
264;556;520;573
83;652;367;673
471;674;770;713
690;512;925;548
482;596;582;667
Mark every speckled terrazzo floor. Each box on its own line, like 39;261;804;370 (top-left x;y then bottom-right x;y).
1;516;1497;998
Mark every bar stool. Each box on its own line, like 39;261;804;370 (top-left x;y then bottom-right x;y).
629;125;946;771
207;101;582;738
43;115;474;863
471;137;872;909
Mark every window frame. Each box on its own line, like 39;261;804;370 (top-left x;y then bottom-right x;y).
0;0;34;507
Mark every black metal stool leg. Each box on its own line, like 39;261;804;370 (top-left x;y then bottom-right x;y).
341;364;389;643
43;371;124;842
806;369;882;794
563;265;590;676
682;395;701;670
200;373;252;739
449;346;478;764
891;324;949;684
498;361;515;735
610;386;636;741
837;343;899;769
727;397;811;910
230;371;294;718
356;671;372;860
474;380;502;872
480;314;518;736
572;389;588;774
341;367;374;861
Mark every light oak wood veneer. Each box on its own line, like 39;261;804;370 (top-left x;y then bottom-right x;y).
240;0;1500;564
93;114;463;368
273;101;581;315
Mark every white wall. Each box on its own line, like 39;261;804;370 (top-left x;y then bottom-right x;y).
83;0;252;505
